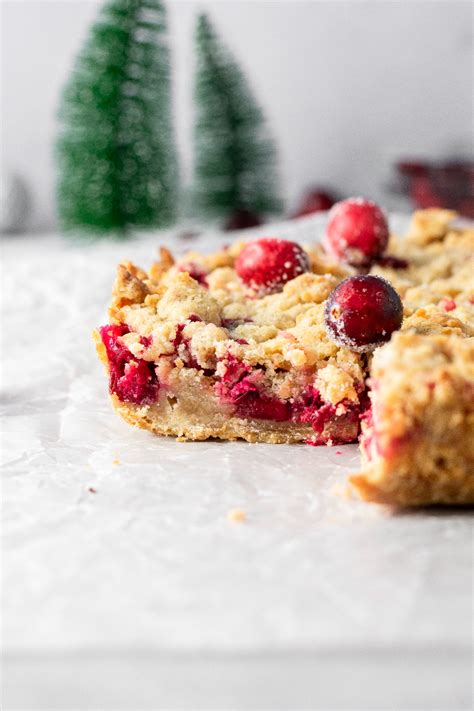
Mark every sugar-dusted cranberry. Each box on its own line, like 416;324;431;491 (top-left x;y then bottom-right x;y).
324;275;403;352
99;324;159;404
325;198;389;267
235;238;310;295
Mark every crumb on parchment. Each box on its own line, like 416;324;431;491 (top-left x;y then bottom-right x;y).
227;508;246;523
330;482;355;499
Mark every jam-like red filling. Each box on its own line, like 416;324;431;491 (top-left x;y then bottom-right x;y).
100;323;365;444
100;324;159;405
219;375;292;422
216;355;365;443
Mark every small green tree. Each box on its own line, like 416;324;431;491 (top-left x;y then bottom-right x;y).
56;0;178;237
192;14;282;225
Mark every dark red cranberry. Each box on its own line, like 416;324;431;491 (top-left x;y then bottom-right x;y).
324;275;403;352
99;324;159;404
235;238;310;295
375;254;409;270
410;176;446;209
325;198;389;267
223;209;263;231
459;196;474;219
292;189;335;218
396;161;429;177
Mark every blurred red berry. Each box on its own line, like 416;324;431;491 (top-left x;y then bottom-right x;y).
325;198;389;267
293;189;335;218
223;209;263;231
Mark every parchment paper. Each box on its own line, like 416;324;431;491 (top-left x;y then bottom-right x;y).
2;214;472;660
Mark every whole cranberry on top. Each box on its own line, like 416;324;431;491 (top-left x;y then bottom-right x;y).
324;275;403;352
325;198;389;267
235;238;310;295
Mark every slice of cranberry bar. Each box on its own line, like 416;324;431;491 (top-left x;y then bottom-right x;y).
351;332;474;506
94;241;368;445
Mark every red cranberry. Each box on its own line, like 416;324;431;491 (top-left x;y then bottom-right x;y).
224;209;262;231
375;254;409;270
459;196;474;218
325;198;389;267
397;161;429;178
100;324;159;404
410;176;446;209
235;238;310;295
293;189;335;218
324;275;403;352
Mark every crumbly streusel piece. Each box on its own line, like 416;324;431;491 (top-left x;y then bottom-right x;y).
351;332;474;506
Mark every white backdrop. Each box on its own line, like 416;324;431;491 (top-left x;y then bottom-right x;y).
1;0;473;230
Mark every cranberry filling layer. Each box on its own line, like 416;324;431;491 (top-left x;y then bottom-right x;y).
218;375;292;422
216;355;366;443
100;324;159;405
101;324;366;444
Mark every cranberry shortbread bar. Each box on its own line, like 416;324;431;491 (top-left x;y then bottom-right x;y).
95;204;474;505
95;244;366;446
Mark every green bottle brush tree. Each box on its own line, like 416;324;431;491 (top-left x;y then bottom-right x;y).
192;14;282;230
56;0;178;237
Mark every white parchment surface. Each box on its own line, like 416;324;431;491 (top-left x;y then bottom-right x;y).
2;215;473;706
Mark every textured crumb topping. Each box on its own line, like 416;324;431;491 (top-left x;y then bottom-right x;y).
96;208;474;448
108;209;473;374
360;331;474;464
108;246;368;405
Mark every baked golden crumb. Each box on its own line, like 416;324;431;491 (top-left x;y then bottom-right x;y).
227;509;246;523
